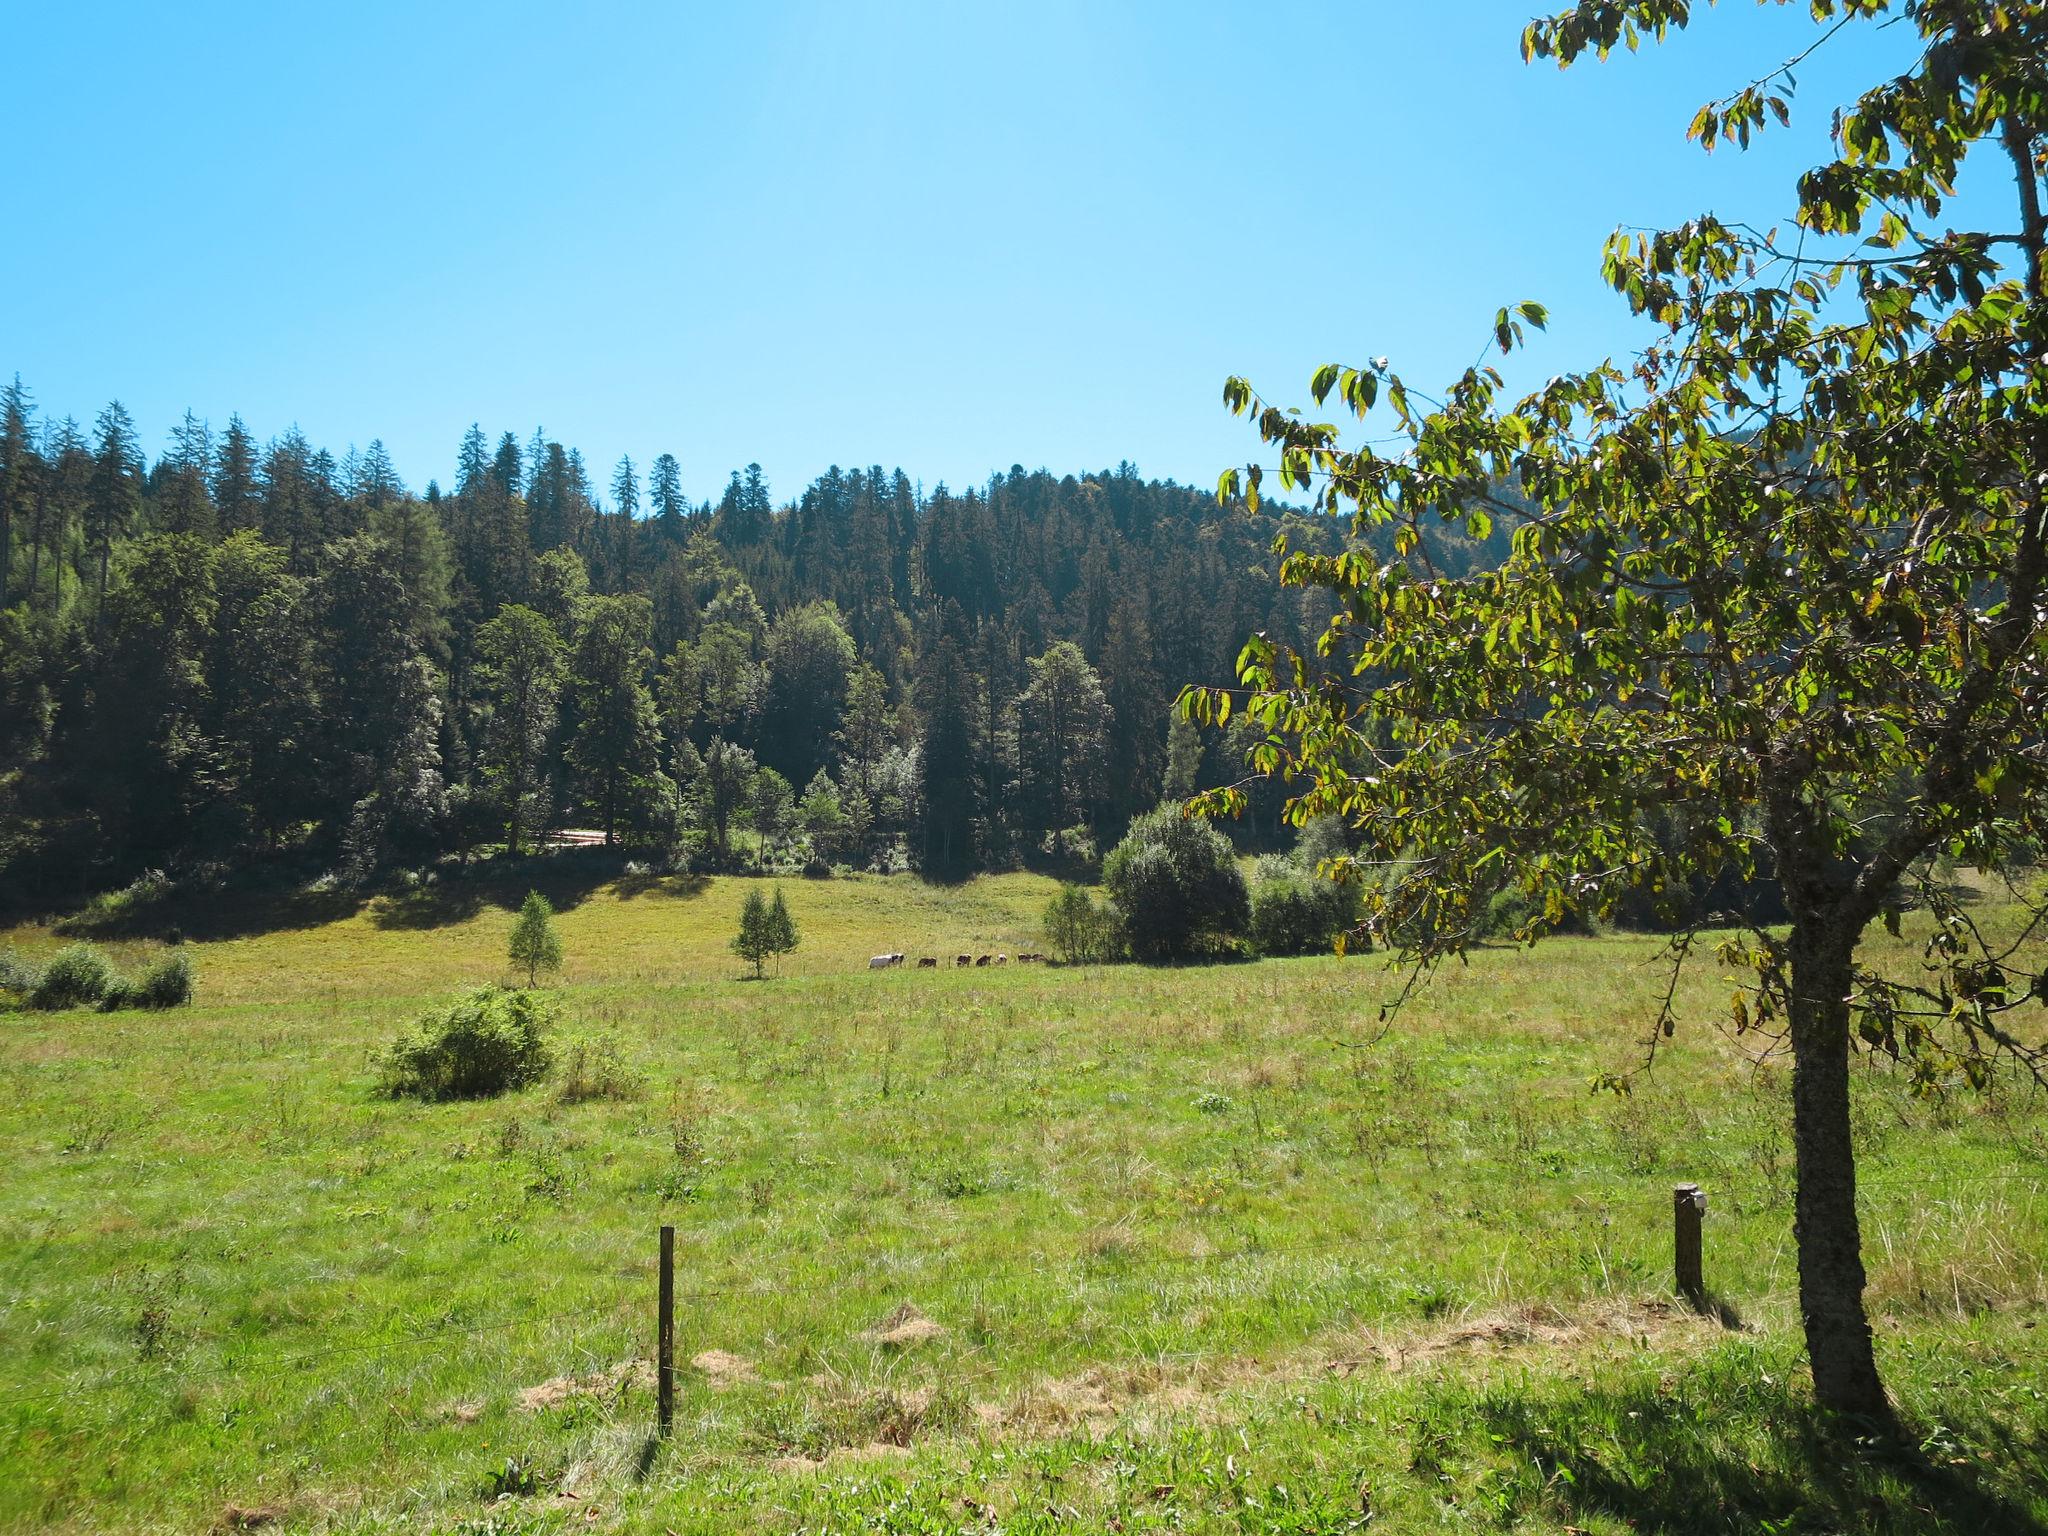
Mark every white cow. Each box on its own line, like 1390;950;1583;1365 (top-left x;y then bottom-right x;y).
868;952;905;970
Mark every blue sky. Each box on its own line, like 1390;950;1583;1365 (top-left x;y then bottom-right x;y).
4;2;1938;503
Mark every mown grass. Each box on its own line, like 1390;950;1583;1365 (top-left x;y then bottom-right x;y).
1;862;2045;1533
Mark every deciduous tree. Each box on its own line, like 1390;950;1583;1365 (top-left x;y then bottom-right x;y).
1191;0;2048;1419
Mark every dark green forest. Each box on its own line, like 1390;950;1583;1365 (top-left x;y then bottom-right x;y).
0;376;1507;901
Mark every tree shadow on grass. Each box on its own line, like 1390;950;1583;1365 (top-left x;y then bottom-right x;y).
1477;1377;2048;1536
369;859;707;931
58;883;369;943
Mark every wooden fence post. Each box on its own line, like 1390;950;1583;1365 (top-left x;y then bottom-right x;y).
1673;1183;1705;1303
657;1223;675;1437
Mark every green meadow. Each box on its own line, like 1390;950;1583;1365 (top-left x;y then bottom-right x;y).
2;866;2045;1534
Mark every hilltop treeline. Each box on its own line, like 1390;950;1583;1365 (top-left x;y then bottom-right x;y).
0;377;1509;898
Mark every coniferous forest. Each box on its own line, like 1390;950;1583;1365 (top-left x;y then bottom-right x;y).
0;377;1503;901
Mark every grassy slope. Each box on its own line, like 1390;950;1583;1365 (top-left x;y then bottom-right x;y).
1;865;2045;1534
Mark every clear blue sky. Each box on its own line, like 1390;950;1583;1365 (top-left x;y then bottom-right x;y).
3;2;1939;503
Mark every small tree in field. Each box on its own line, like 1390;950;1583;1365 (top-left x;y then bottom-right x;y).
732;888;773;978
765;886;800;973
1190;2;2048;1420
508;890;562;988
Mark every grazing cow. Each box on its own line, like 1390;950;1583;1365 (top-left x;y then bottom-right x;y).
1016;952;1041;963
956;955;972;967
995;954;1009;965
974;954;992;967
917;957;937;969
869;952;905;970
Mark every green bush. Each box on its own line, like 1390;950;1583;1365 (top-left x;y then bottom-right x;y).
1102;806;1250;962
377;987;555;1101
0;948;37;997
1249;874;1359;957
30;944;115;1010
1042;884;1122;964
132;951;196;1009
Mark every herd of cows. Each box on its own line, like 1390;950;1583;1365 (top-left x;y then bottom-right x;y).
867;951;1045;970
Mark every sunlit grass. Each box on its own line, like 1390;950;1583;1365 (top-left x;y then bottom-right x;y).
1;864;2044;1532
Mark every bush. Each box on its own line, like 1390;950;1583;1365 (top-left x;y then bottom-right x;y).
1250;874;1359;957
377;987;555;1101
31;943;115;1010
132;951;196;1009
1101;806;1250;962
1042;884;1123;964
0;948;37;997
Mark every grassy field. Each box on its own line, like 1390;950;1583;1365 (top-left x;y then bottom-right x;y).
2;862;2046;1534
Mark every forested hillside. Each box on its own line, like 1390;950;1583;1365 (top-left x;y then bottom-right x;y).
0;377;1504;900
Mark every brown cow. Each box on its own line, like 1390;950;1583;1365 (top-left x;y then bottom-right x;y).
974;954;992;967
956;954;972;967
916;957;938;969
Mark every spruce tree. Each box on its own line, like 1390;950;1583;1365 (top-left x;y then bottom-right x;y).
649;453;685;541
85;400;142;616
731;887;772;978
765;885;798;973
0;375;34;609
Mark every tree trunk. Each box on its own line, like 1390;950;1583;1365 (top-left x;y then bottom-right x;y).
1787;919;1891;1421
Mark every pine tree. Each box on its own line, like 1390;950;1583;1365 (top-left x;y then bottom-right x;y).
610;455;639;519
649;453;685;542
916;623;978;879
211;415;261;534
765;885;798;973
367;495;455;659
0;375;34;609
455;424;491;496
731;887;772;978
1017;640;1111;857
475;605;565;854
508;889;563;987
566;594;667;845
85;400;142;616
157;410;217;538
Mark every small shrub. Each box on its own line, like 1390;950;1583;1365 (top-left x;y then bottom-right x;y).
378;987;556;1102
31;943;115;1010
0;948;37;997
142;950;196;1008
1250;874;1359;957
554;1034;642;1104
116;951;195;1010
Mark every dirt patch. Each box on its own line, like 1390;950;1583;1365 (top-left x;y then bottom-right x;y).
692;1348;756;1384
441;1398;484;1425
516;1359;652;1412
1326;1298;1705;1375
976;1298;1714;1437
214;1506;285;1533
861;1303;947;1348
